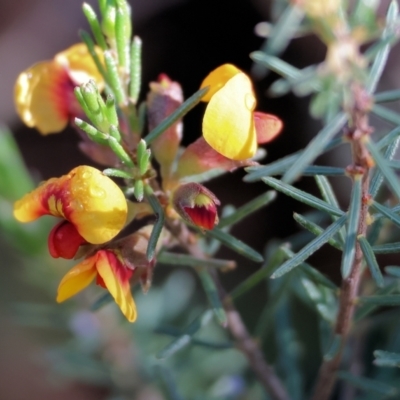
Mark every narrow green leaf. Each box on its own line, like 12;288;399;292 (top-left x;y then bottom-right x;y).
302;166;345;176
91;292;112;311
374;350;400;367
104;50;126;105
154;326;232;349
370;200;400;229
367;0;399;93
158;252;235;270
245;138;342;182
372;104;400;126
218;191;276;228
144;87;209;145
358;235;384;287
293;213;342;250
155;364;185;400
157;310;213;359
262;177;344;217
205;228;263;262
145;186;165;261
108;136;134;167
230;246;287;299
133;179;144;201
197;269;227;325
358;295;400;306
102;168;132;179
355;282;400;321
376;126;400;150
250;51;301;80
271;214;347;278
385;266;400;278
370;135;400;198
115;6;130;71
372;242;400;254
80;30;108;83
82;3;107;50
283;113;348;183
104;95;119;127
341;178;362;278
74;118;108;145
337;371;398;396
374;89;400;103
367;140;400;198
315;175;346;244
129;36;142;103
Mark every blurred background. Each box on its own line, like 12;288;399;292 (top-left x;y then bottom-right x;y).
1;0;398;399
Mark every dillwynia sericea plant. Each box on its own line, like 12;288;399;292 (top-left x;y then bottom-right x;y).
5;0;400;398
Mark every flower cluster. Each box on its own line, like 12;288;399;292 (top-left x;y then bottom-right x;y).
13;5;282;322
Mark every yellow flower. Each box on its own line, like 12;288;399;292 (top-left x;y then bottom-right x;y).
14;43;104;135
14;165;127;258
200;64;283;161
57;248;137;322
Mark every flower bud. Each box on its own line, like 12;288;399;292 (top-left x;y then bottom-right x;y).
48;220;87;259
172;183;220;230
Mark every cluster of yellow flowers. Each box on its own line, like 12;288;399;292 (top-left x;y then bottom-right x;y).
13;44;282;322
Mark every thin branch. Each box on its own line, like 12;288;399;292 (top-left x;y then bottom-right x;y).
166;220;290;400
311;85;373;400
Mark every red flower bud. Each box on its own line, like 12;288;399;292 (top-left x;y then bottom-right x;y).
172;183;220;230
48;220;88;259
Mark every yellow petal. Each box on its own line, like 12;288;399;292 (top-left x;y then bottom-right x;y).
200;64;241;102
202;73;257;160
68;166;127;244
14;166;127;244
54;43;104;89
14;61;68;134
96;251;137;322
57;256;97;302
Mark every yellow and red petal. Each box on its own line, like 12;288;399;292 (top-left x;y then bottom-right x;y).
14;61;71;134
56;255;97;302
14;165;127;244
202;72;257;160
54;43;104;89
184;204;218;230
95;250;137;322
254;112;283;144
200;64;241;102
48;220;87;259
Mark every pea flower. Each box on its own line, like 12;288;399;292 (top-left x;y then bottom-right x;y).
14;165;127;259
57;225;159;323
172;182;220;230
14;43;104;135
200;64;283;160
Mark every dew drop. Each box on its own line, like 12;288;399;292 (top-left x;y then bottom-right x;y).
89;186;106;198
70;199;84;211
244;93;256;111
82;170;92;179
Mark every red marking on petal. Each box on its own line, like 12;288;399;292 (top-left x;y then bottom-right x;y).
96;274;106;288
184;205;217;230
48;220;87;259
96;250;134;287
254;112;283;144
51;67;81;122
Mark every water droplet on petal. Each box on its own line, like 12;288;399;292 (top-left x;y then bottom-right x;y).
89;186;106;198
82;170;92;179
71;199;84;211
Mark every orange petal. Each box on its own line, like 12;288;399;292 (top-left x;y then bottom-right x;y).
202;73;257;160
14;61;70;134
14;166;127;244
254;112;283;143
200;64;241;102
96;250;137;322
57;255;97;302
